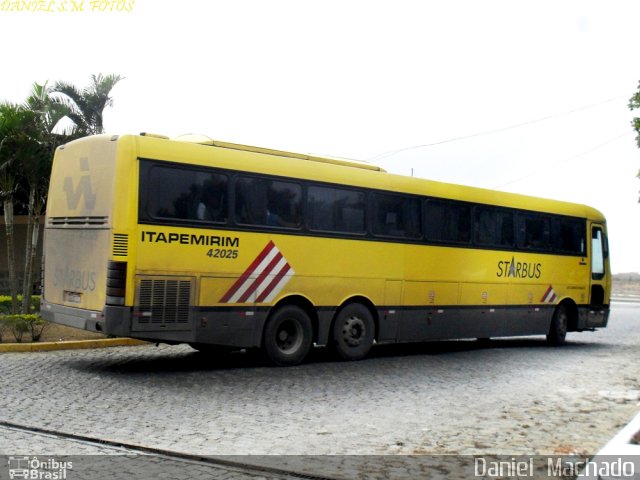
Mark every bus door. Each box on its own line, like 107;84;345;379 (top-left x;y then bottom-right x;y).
588;223;609;326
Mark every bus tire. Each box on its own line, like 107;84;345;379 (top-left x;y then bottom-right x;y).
332;303;375;361
547;304;568;345
262;305;313;366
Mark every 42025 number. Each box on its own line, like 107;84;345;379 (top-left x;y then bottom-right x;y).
207;249;239;259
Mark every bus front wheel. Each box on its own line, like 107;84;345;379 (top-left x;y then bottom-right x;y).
332;303;375;361
262;305;313;366
547;304;568;345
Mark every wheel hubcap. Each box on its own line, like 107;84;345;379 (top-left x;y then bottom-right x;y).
276;319;302;352
559;313;568;335
341;316;365;347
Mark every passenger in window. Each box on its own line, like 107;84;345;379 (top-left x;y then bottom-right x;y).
196;180;226;222
266;207;298;228
171;183;200;220
236;179;267;224
265;185;300;228
266;209;283;226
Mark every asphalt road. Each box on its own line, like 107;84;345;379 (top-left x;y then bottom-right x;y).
0;301;638;479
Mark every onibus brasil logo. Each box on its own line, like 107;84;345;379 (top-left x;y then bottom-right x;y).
7;456;73;479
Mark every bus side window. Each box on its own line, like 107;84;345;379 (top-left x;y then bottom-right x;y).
266;180;302;228
236;177;268;225
144;164;228;224
475;207;514;248
517;215;550;251
236;176;301;228
372;193;421;239
308;186;365;234
196;175;228;223
424;200;471;244
551;217;585;255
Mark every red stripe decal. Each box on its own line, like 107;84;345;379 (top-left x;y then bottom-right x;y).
541;286;552;303
256;263;291;303
219;241;275;303
237;251;284;303
540;285;558;303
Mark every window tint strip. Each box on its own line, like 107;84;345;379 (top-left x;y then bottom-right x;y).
138;158;587;256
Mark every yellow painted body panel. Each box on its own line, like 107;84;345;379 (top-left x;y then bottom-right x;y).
44;134;610;317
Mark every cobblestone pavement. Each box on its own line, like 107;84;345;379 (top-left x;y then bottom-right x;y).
0;302;638;479
0;427;290;480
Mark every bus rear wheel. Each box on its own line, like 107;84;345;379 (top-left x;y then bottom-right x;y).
262;305;313;366
547;304;568;345
332;303;375;361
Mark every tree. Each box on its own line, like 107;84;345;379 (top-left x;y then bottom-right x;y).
19;82;69;313
1;74;123;310
0;103;44;313
51;73;123;136
629;80;640;202
630;80;640;148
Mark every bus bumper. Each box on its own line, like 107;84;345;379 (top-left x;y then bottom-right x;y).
40;301;268;347
587;305;610;328
577;304;610;330
40;300;104;333
104;305;268;348
40;300;131;337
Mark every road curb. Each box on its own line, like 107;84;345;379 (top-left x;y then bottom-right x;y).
0;338;149;353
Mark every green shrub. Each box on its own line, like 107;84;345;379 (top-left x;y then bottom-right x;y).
0;295;40;314
0;318;8;343
0;314;49;343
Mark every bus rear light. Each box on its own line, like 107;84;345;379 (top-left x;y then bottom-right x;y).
106;260;127;306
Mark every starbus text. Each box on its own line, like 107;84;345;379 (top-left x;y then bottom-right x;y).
54;266;96;291
496;257;542;279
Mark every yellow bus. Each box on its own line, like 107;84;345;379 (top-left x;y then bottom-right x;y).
41;133;610;365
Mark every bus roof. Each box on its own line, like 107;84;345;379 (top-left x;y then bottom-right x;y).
171;133;385;172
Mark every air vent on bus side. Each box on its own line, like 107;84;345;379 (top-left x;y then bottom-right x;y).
135;278;192;328
112;234;128;257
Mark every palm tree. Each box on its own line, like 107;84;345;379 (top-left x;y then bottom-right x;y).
19;82;69;312
25;81;73;136
630;80;640;149
0;102;43;313
1;74;123;310
629;81;640;202
51;73;124;136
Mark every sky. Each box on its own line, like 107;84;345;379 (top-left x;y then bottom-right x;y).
2;0;640;273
